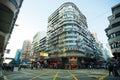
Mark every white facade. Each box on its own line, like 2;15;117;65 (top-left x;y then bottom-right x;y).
32;32;46;58
46;2;101;59
105;3;120;58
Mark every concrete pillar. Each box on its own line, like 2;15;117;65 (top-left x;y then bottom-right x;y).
0;56;4;80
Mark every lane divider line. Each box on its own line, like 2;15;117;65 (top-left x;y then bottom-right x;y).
68;70;78;80
53;70;60;80
29;70;52;80
4;76;8;80
88;75;99;79
98;73;109;80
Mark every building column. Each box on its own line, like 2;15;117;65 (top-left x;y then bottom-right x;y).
0;54;4;80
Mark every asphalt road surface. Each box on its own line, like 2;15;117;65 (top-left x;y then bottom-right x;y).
4;68;108;80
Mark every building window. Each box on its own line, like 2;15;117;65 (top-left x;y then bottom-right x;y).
116;31;120;36
115;13;120;18
108;31;120;39
112;21;120;28
110;41;120;49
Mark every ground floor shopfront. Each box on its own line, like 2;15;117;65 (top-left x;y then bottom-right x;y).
45;55;98;69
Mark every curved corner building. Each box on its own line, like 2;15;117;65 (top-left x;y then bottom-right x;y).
0;0;23;55
105;3;120;59
46;2;99;66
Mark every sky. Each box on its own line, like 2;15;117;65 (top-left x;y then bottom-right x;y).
5;0;120;59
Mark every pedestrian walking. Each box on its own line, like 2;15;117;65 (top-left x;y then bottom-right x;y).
40;62;44;70
112;62;119;77
18;64;21;71
108;63;114;75
37;62;40;69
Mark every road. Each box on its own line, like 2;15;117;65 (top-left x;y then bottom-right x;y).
3;68;108;80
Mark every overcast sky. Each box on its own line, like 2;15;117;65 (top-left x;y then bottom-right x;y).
5;0;120;58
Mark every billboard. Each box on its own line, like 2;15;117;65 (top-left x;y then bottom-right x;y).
40;52;48;57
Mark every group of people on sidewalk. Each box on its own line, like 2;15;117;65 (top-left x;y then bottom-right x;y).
30;61;44;70
107;59;120;77
18;61;44;71
2;63;14;72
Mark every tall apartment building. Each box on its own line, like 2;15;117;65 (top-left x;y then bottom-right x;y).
39;37;46;53
21;40;31;63
105;3;120;59
32;32;46;59
92;33;103;59
46;2;102;65
92;32;99;43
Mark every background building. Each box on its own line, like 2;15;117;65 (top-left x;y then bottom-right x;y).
91;33;104;61
92;32;99;43
105;3;120;59
32;32;46;60
21;40;31;64
39;37;46;53
15;49;22;65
